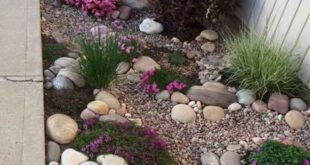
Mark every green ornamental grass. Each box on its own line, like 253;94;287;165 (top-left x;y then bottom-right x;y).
79;35;123;88
224;30;303;98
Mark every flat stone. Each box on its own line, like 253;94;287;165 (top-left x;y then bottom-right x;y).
252;100;268;113
187;86;236;108
133;56;160;72
201;42;216;53
227;144;242;151
46;114;78;144
119;6;131;20
285;110;305;129
201;152;220;165
97;154;128;165
87;101;109;115
171;92;189;104
155;90;170;100
220;151;240;165
99;114;128;123
202;81;227;90
171;104;196;123
127;73;140;82
80;108;98;120
200;30;219;41
116;62;130;74
268;93;289;114
54;57;79;70
95;91;121;110
290;98;307;111
61;148;88;165
58;69;86;87
203;106;225;121
252;137;264;145
47;141;61;162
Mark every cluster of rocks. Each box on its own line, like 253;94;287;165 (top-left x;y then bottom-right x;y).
44;56;86;90
201;150;241;165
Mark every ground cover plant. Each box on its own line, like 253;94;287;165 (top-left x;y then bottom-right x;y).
224;30;304;98
168;51;186;65
249;140;310;165
72;119;176;165
79;34;124;88
139;69;189;93
118;34;147;64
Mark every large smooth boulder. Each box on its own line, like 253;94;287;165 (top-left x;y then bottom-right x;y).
203;106;225;121
54;57;79;70
171;104;196;123
200;30;219;41
290;98;307;111
47;141;61;162
285;110;305;129
97;154;128;165
46;114;78;144
116;62;130;74
95;91;121;110
171;92;189;104
139;18;164;34
87;101;109;115
187;86;236;108
220;151;240;165
53;75;74;90
268;93;289;114
201;152;220;165
133;56;160;72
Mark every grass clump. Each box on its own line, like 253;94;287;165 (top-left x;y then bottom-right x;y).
71;120;176;165
168;51;186;65
224;30;303;98
79;35;123;88
249;140;310;165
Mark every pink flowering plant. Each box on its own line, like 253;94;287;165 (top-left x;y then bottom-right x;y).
71;120;176;165
64;0;118;17
139;69;189;94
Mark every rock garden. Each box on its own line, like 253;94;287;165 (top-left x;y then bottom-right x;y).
41;0;310;164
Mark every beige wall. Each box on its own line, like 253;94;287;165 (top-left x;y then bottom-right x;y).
236;0;310;88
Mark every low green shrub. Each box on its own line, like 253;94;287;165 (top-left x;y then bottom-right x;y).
249;140;310;165
224;30;304;98
71;120;176;165
79;35;123;88
168;51;186;65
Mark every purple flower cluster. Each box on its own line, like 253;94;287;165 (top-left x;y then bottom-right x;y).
139;69;160;94
83;118;99;130
165;80;187;93
111;20;124;31
304;160;310;165
81;134;112;158
64;0;117;17
117;34;145;55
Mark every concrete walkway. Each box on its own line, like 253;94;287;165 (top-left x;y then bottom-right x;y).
0;0;45;164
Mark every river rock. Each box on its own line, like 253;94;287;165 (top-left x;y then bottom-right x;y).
97;154;128;165
227;144;242;151
220;151;240;165
68;52;79;59
171;92;189;104
80;161;99;165
58;69;86;87
95;91;121;110
116;62;130;74
49;65;62;75
54;57;79;70
285;110;305;129
139;18;164;34
133;56;160;72
187;86;236;108
200;30;219;41
80;108;98;120
201;42;216;53
252;100;268;113
44;81;53;89
171;104;196;123
203;106;225;121
53;75;74;90
228;103;242;112
119;6;131;20
186;50;201;59
99;114;128;123
46;114;78;144
61;148;88;165
200;152;220;165
236;89;256;105
155;90;170;100
111;10;120;19
127;73;140;82
87;101;109;115
44;69;56;79
252;137;264;145
47;141;61;162
290;98;307;111
202;81;226;90
121;0;149;9
268;93;289;114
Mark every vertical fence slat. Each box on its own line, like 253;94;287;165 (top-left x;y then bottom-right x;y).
255;0;277;33
294;15;310;64
249;0;266;29
299;47;310;88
